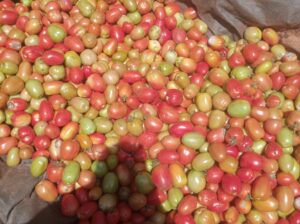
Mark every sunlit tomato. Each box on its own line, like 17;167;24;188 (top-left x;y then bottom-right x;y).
240;151;263;171
178;195;198;215
252;175;272;200
242;43;261;63
60;140;80;160
229;52;246;68
198;189;217;207
46;162;63;183
264;141;282;159
166;89;183;106
225;127;244;145
151;164;172;191
221;174;242;196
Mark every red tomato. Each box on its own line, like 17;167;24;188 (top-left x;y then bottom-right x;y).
206;166;224;184
228;52;246;68
239;151;263;171
166;89;183;106
91;211;107;224
157;149;179;164
61;194;80;217
226;79;243;99
242;43;261;63
225;127;244;145
151;164;172;191
221;174;242;196
198;189;217;206
264;141;282;159
169;121;194;138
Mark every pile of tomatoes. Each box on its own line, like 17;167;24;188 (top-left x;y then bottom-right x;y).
1;0;300;223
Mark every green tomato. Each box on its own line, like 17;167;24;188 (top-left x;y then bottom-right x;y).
159;62;174;76
6;147;20;167
106;154;118;170
182;132;205;150
31;156;48;177
168;188;183;208
278;154;294;173
187;170;206;193
64;51;81;68
123;0;137;12
277;127;293;148
206;84;223;96
0;61;18;75
149;25;161;40
62;161;80;184
252;140;266;154
47;24;66;43
49;65;65;80
33;58;49;75
102;172;119;194
231;66;252;80
135;172;154;194
227;99;251;118
290;159;300;180
192;152;215;171
25;79;44;99
127;11;141;25
79;117;96;135
91;161;108;178
255;60;272;74
159;200;172;213
77;0;95;17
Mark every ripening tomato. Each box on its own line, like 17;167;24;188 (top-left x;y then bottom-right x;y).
252;175;273;200
178;195;198;215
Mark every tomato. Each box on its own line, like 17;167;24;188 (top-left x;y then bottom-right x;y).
221;174;242;196
61;194;80;217
178;195;197;215
158;149;179;164
35;180;58;202
242;43;261;63
264;141;282;159
240;151;263;171
60;140;80;160
208;142;227;162
198;189;217;207
178;145;196;165
229;52;246;68
169;121;194;138
275;186;294;213
46;162;64;183
225;127;244;145
206;166;224;184
237;168;256;183
225;79;243;99
77;201;98;219
252;175;272;200
158;103;180;124
151;164;172;191
91;211;107;224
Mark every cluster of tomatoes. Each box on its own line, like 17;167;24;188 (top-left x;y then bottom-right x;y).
1;0;300;223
